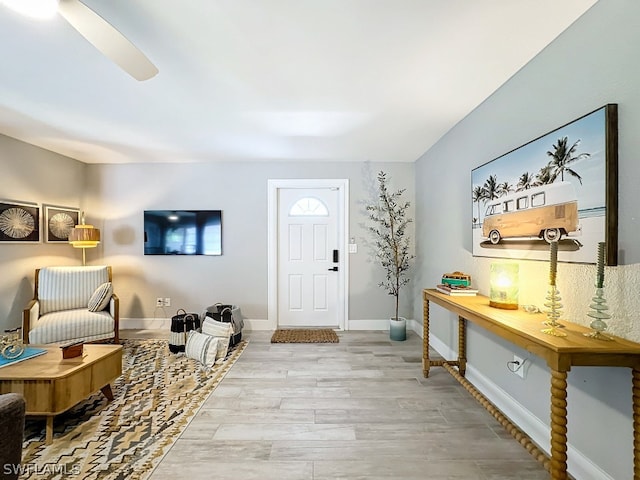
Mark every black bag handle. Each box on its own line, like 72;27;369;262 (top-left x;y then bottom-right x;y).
183;313;196;338
176;310;195;340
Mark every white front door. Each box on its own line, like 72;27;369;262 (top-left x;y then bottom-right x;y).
268;180;348;330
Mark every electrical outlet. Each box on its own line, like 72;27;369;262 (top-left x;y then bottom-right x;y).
164;297;171;307
156;298;163;307
512;354;526;379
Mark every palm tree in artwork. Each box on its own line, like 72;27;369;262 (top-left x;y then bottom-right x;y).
482;174;500;201
516;172;535;191
472;185;485;227
534;164;554;186
546;136;588;185
497;181;513;197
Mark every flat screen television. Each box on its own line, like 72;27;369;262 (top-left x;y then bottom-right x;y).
144;210;222;255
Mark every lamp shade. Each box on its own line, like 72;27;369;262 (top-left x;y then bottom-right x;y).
69;224;100;248
489;262;519;310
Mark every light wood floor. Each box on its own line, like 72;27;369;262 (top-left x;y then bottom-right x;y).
123;330;549;480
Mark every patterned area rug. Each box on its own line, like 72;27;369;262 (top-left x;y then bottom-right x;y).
19;338;247;479
270;328;339;343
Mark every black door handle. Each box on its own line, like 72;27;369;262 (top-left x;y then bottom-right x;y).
328;266;338;271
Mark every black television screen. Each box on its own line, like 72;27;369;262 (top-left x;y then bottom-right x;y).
144;210;222;255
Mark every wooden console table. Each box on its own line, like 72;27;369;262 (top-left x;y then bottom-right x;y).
423;288;640;480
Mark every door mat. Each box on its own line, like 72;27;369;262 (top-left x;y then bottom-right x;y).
271;328;339;343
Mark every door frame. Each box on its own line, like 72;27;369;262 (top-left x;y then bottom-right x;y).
267;179;349;331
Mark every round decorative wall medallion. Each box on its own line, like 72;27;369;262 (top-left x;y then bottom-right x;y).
49;212;75;239
0;207;35;239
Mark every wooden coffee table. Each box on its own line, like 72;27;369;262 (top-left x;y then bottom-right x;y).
0;344;122;444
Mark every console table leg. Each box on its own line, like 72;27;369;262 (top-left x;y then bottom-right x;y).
423;296;430;378
458;316;467;377
550;369;569;480
633;368;640;479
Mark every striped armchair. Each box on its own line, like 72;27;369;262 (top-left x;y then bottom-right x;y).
22;266;119;345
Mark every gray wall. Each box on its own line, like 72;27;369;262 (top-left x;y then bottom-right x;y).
0;155;415;332
0;135;86;332
413;1;640;478
83;161;414;326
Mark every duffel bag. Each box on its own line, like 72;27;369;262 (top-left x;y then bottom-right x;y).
169;308;201;353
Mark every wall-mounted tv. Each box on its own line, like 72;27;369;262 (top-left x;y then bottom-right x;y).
144;210;222;255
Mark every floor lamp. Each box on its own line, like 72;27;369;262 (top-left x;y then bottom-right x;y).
68;212;100;266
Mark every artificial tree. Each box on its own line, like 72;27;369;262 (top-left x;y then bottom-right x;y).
366;171;414;339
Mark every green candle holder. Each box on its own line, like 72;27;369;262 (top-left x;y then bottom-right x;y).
585;242;611;340
541;241;567;337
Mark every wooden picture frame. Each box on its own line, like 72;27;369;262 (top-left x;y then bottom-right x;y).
44;205;80;243
0;200;40;243
471;104;618;265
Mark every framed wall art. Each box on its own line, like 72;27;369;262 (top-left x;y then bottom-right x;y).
44;205;80;243
471;104;618;265
0;200;40;243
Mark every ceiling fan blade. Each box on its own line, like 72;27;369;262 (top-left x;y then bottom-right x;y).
58;0;158;81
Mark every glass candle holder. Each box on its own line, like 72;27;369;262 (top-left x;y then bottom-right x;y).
541;285;567;337
489;263;519;310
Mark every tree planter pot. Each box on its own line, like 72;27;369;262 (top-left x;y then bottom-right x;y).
389;317;407;341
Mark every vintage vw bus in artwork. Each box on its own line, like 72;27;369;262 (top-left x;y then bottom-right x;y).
482;181;579;244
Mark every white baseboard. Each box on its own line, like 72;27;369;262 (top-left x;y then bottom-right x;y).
122;318;418;332
428;334;611;480
408;318;422;336
345;318;423;332
120;317;282;331
241;318;273;331
120;317;171;330
345;319;392;330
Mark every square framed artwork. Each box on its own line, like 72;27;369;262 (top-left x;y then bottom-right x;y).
471;104;618;265
0;200;40;243
43;205;80;243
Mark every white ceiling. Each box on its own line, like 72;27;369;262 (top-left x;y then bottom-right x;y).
0;0;598;164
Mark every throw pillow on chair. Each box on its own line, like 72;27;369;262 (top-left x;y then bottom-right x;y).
88;282;113;312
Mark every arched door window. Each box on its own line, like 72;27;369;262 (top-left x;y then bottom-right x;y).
289;197;329;216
